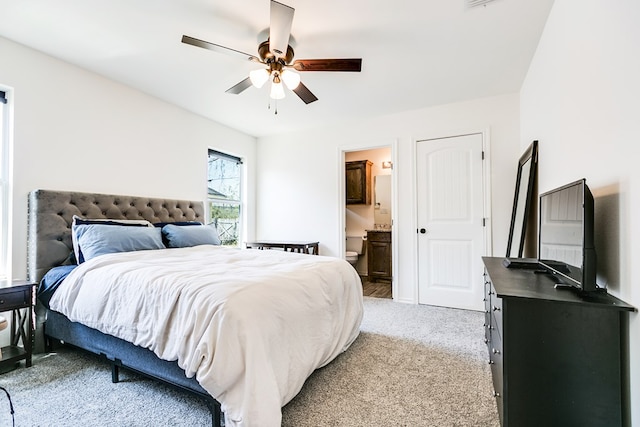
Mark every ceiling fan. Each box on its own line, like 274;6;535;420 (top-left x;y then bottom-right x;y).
182;0;362;105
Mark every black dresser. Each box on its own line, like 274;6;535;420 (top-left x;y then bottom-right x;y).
482;257;634;427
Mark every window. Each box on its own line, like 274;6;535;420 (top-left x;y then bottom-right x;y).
207;149;242;246
0;89;11;280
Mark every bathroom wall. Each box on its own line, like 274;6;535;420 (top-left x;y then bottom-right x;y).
345;147;392;275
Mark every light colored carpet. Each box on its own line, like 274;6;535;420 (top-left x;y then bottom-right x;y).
0;297;499;426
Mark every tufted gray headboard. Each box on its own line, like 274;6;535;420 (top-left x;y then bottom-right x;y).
27;189;205;283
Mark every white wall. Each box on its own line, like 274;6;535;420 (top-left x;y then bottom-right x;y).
0;37;257;282
520;0;640;423
257;93;521;303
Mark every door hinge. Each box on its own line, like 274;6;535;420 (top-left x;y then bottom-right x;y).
481;151;485;160
483;218;486;227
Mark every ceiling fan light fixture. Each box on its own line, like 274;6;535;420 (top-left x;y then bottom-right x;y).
183;1;362;107
281;69;301;90
249;68;270;88
270;80;286;100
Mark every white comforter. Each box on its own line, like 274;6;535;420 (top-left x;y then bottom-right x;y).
49;245;363;426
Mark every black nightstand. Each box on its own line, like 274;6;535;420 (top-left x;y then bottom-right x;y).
0;280;35;370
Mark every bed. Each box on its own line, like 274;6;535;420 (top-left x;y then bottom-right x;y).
27;189;364;427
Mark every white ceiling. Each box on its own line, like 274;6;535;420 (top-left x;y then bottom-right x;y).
0;0;554;138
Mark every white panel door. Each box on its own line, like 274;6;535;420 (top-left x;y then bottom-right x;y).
417;133;485;311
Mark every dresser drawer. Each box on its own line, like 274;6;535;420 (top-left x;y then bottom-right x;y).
490;293;503;337
489;329;504;426
483;274;492;309
484;315;492;345
0;289;30;310
367;231;391;242
483;274;494;346
489;327;504;404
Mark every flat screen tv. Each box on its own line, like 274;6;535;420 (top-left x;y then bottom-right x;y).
538;178;600;293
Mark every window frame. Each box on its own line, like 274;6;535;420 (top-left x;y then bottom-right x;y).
207;149;243;247
0;89;13;281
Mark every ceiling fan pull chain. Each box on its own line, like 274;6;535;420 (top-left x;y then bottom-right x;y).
268;98;278;115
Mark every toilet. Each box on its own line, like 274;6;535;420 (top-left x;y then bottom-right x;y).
345;235;365;267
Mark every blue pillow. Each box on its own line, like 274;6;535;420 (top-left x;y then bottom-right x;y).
71;215;153;263
162;224;221;248
76;224;165;263
154;222;202;245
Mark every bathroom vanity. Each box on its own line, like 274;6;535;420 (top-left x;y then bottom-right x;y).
366;230;392;282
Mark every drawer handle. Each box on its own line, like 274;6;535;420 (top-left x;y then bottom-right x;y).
492;348;501;355
493;391;501;398
492;306;501;312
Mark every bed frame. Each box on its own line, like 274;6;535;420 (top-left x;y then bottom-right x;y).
27;189;223;426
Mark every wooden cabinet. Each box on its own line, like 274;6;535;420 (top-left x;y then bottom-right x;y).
367;231;391;282
482;257;634;427
346;160;372;205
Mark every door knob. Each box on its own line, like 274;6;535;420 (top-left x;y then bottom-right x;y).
419;228;427;234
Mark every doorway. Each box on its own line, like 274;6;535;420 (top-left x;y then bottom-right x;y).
416;133;488;311
343;145;394;299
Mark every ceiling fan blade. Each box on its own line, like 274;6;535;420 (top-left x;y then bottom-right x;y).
292;82;318;104
182;35;260;63
292;58;362;72
269;1;294;59
225;77;253;95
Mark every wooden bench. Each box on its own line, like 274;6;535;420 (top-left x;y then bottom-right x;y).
245;241;319;255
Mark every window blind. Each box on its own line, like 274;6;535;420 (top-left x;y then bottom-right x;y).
208;149;242;165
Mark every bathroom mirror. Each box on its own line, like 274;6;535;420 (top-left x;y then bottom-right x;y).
373;175;392;227
506;140;538;258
